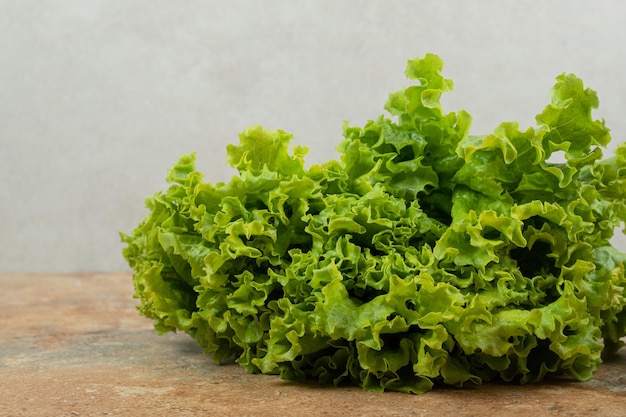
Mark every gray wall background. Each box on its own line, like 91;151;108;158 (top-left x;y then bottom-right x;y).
2;0;625;273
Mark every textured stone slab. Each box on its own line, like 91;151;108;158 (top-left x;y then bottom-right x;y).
1;273;625;416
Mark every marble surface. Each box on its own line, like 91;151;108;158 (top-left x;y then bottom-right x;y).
2;272;626;416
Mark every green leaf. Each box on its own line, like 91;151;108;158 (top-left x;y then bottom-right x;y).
123;53;626;394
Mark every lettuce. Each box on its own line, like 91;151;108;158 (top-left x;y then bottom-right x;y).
121;53;626;393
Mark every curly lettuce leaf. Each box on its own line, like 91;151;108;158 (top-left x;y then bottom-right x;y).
122;53;626;394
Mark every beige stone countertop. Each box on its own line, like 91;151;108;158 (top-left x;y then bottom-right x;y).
2;272;626;417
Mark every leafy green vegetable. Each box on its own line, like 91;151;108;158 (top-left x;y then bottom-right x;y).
122;53;626;393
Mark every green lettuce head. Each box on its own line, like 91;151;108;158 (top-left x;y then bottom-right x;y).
122;53;626;393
